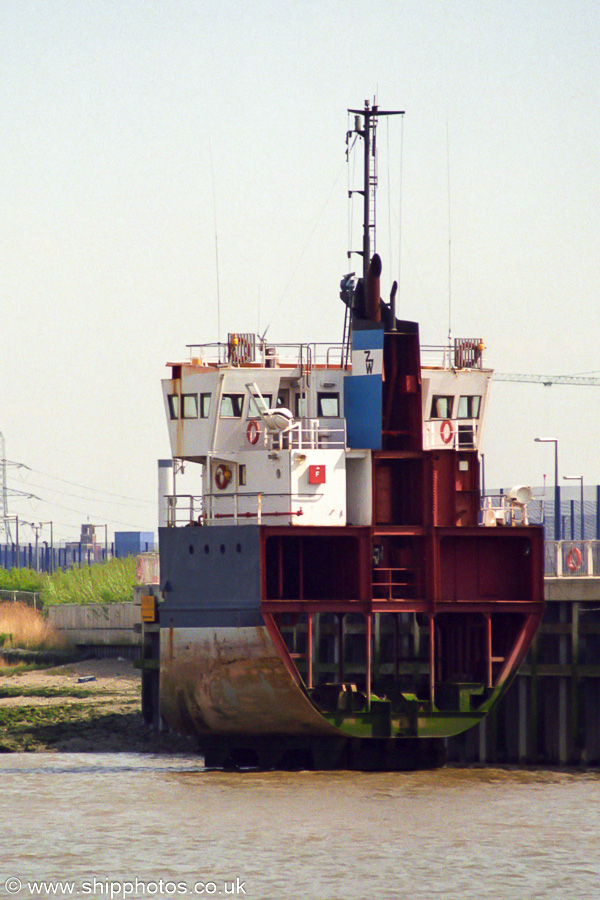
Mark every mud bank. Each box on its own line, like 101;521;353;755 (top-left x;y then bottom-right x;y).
0;658;196;754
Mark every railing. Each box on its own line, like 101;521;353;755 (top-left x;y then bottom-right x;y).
185;340;345;373
372;567;422;601
135;551;160;585
261;419;346;451
545;541;600;577
481;494;545;527
423;419;480;450
420;338;485;370
166;492;314;526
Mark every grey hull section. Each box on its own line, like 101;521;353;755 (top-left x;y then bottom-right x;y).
158;525;339;737
160;625;339;737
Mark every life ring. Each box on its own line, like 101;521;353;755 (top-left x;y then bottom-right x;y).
566;546;582;572
215;464;231;490
440;419;454;444
246;418;261;445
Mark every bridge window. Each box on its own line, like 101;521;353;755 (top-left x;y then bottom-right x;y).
181;393;198;419
220;393;244;418
458;395;482;419
200;393;211;418
248;394;272;417
295;394;308;417
430;395;454;418
317;392;339;417
167;394;180;420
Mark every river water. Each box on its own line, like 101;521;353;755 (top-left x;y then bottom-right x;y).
1;754;599;900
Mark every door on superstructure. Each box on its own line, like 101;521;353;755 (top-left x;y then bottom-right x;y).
374;465;393;524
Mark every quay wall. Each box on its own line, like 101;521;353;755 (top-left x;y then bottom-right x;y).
47;579;600;765
447;576;600;766
47;602;141;660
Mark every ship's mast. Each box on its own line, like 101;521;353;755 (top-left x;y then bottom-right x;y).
348;101;404;282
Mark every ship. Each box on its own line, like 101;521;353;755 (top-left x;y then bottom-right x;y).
144;102;545;769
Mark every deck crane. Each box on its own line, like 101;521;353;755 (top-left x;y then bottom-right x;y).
494;374;600;387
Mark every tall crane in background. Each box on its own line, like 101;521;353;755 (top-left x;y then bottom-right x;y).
494;373;600;386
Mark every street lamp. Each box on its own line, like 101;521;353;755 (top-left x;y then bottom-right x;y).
563;475;584;540
535;437;560;540
88;524;108;561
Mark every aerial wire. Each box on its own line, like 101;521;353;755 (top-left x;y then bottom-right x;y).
15;464;153;504
397;114;404;303
261;160;346;340
209;140;221;344
446;119;453;358
386;117;392;276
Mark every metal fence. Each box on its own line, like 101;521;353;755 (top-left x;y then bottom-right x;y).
485;485;600;541
0;541;155;573
544;540;600;577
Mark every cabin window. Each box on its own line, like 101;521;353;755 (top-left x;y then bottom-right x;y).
277;390;290;410
181;393;198;419
248;394;272;417
200;393;212;418
220;393;244;418
167;394;180;420
295;394;308;417
317;392;339;417
458;395;482;419
238;465;247;486
430;395;454;419
458;424;476;448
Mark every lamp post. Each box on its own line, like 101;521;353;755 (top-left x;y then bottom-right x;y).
89;524;108;561
535;437;560;540
563;475;584;540
39;521;54;573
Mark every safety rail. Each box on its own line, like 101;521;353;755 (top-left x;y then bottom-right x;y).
372;567;422;601
259;419;346;451
166;492;318;526
423;419;480;450
185;340;345;374
420;338;485;370
545;541;600;577
481;494;545;527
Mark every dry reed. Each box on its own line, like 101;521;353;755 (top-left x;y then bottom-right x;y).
0;601;67;650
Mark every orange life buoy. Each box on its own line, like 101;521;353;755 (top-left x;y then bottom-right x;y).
440;419;454;444
215;464;231;490
246;418;261;445
566;546;582;572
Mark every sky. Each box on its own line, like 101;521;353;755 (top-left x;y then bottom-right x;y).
1;0;599;544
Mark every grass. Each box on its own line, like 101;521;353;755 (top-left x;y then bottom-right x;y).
41;557;136;606
0;602;67;651
0;557;137;608
0;685;97;699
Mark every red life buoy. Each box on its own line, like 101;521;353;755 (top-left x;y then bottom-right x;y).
566;546;582;572
215;464;231;490
440;419;454;444
246;419;261;445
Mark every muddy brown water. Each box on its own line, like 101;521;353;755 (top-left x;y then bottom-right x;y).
1;755;599;899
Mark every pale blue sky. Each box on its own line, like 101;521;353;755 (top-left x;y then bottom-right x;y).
2;0;599;540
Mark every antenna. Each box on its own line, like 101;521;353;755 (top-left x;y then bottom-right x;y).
347;102;404;282
208;141;221;344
